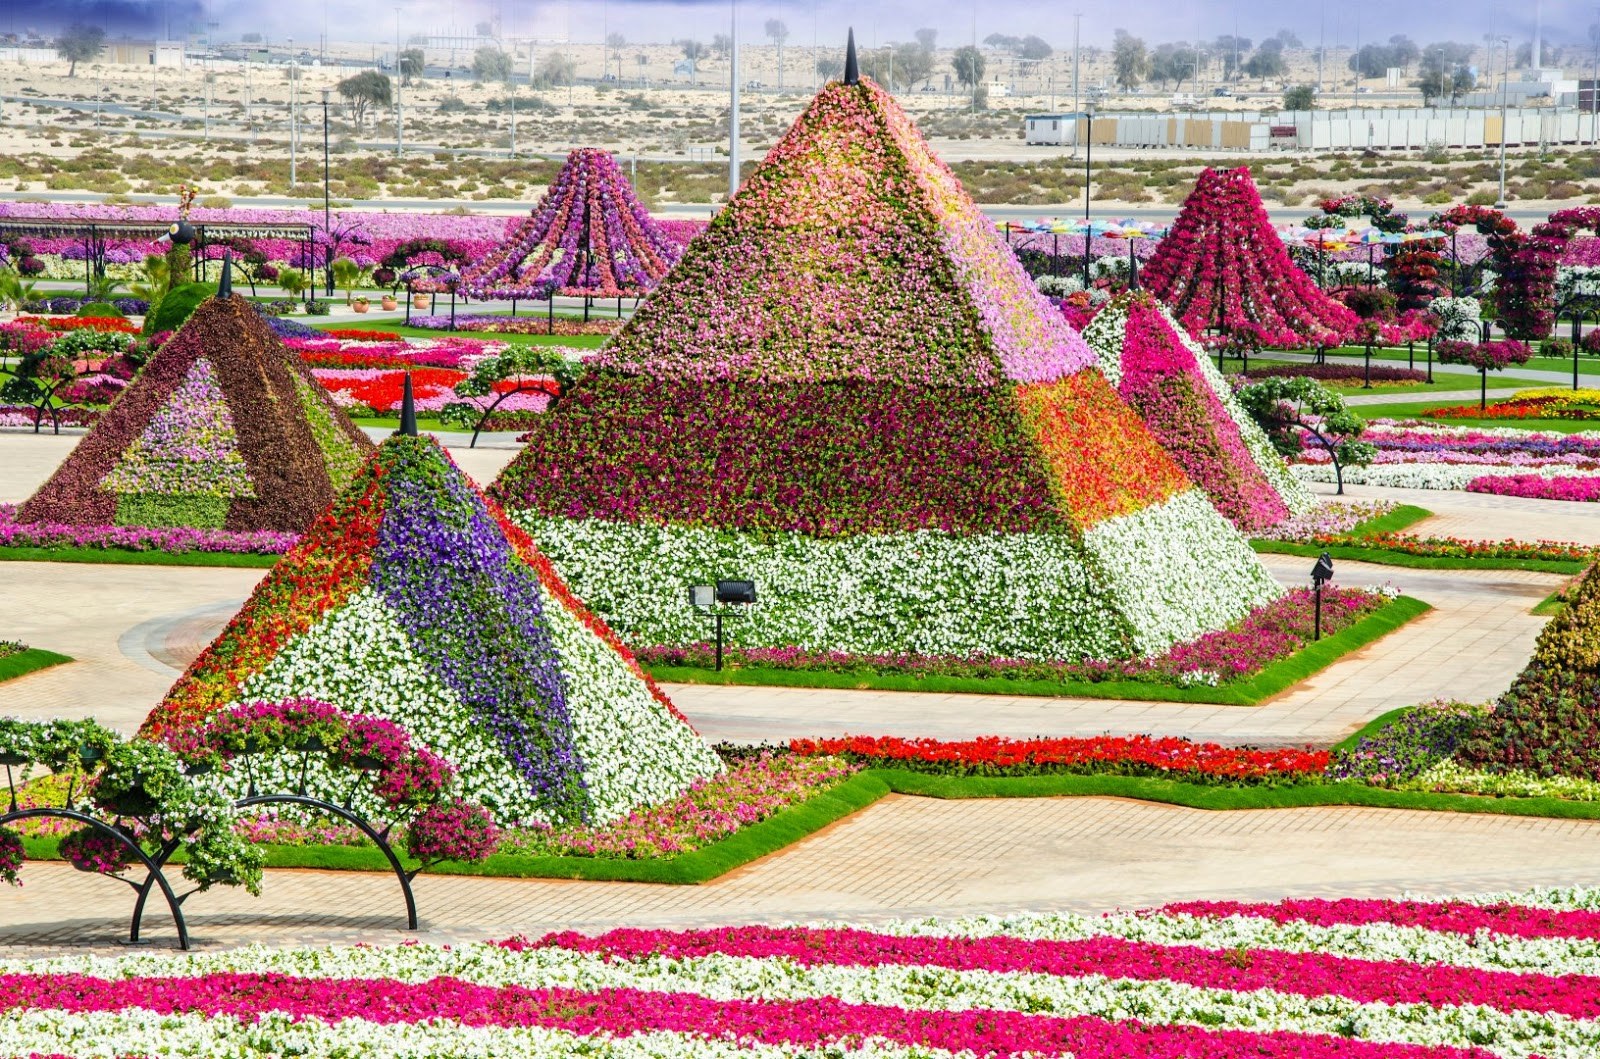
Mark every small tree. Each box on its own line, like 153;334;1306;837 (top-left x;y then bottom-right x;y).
277;266;309;302
330;257;362;304
1283;84;1315;110
472;47;513;83
952;46;986;89
336;70;392;126
1437;338;1534;410
0;268;39;312
440;345;582;447
1235;376;1376;495
1112;29;1148;90
605;32;626;80
765;19;789;87
398;48;426;86
1;347;80;434
534;52;577;88
56;23;105;77
679;40;707;85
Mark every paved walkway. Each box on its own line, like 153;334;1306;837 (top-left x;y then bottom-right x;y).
1305;479;1600;546
8;796;1600;953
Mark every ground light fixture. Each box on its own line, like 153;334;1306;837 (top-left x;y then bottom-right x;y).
1311;551;1335;641
687;580;757;670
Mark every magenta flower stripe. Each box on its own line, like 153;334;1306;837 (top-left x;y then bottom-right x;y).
1160;895;1600;943
529;923;1600;1020
0;972;1499;1059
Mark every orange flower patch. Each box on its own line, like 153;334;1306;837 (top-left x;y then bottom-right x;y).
1018;370;1192;528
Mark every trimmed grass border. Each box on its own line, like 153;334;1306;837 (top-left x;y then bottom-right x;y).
1249;540;1590;574
0;647;71;683
0;545;279;569
648;596;1431;706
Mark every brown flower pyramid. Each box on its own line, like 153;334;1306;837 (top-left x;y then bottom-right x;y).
491;45;1282;665
17;285;372;532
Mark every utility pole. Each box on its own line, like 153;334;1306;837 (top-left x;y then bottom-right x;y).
1072;12;1081;157
395;7;403;156
1317;2;1325;94
1496;35;1510;207
288;38;297;189
729;0;740;201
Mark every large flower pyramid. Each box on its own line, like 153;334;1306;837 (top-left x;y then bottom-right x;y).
492;64;1282;663
16;288;371;531
143;431;723;826
1142;167;1359;348
1083;291;1317;532
458;148;682;301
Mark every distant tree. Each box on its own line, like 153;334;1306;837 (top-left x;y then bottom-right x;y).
534;51;577;88
1149;41;1198;89
983;33;1022;52
1416;41;1476;103
952;45;986;89
679;39;708;85
474;21;493;37
398;47;425;85
815;56;842;80
892;41;934;88
605;32;626;79
1019;35;1053;64
1274;29;1302;49
915;28;938;54
472;46;513;83
1111;29;1147;90
711;33;732;60
1245;38;1287;80
765;19;788;88
1213;34;1252;80
242;32;263;43
1350;35;1419;78
1283;83;1316;110
55;23;105;77
336;70;392;125
1389;35;1421;67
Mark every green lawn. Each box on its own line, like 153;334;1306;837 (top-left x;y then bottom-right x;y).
647;596;1430;706
0;545;279;569
312;320;610;348
0;647;72;683
1353;400;1600;433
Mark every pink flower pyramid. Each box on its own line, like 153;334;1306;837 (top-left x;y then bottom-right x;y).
1084;291;1317;533
1143;167;1358;348
458;149;681;301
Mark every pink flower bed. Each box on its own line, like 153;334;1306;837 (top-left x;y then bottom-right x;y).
0;503;294;554
1159;895;1600;942
1465;473;1600;501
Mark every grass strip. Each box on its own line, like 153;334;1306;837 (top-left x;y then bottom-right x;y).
650;597;1429;706
311;321;609;348
1533;591;1570;616
1249;539;1589;573
0;545;280;569
0;648;72;683
1328;707;1411;755
1343;503;1434;535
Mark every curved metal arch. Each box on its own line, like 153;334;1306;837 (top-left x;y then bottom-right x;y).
0;807;190;949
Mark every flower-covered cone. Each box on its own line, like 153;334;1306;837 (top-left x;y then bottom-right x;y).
1142;167;1359;348
17;294;371;532
144;434;721;826
458;148;681;300
1083;291;1317;532
494;77;1281;663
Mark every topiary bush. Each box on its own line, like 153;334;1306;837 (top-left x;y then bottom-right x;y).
76;301;123;319
1459;563;1600;778
143;282;218;335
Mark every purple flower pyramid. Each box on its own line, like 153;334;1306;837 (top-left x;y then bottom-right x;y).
459;149;682;301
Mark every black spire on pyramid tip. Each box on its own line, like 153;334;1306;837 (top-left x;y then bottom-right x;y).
844;28;859;84
217;251;232;298
396;373;419;436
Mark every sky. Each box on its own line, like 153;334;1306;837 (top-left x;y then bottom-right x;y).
1;0;1595;51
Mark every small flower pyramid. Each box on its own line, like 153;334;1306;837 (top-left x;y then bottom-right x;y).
458;148;682;301
1142;166;1358;348
143;431;722;826
1083;291;1317;532
17;287;370;531
492;48;1282;664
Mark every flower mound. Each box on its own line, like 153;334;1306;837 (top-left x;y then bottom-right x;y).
1142;167;1359;348
1084;292;1314;531
12;886;1600;1057
15;295;372;532
145;433;721;827
495;77;1280;664
459;149;681;300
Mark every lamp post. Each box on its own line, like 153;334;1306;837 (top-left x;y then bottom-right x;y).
1083;101;1094;221
321;87;333;297
1311;552;1334;641
729;0;740;202
688;580;756;671
288;38;297;190
1495;34;1510;208
395;6;403;156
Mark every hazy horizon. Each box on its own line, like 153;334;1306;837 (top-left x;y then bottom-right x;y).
0;0;1591;56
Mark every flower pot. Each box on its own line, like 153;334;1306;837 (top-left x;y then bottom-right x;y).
0;751;26;766
352;300;370;314
381;296;397;311
351;753;386;771
77;744;102;768
182;760;214;777
413;293;430;309
289;735;325;754
99;790;158;817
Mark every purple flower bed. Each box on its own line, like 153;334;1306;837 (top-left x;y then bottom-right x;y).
0;503;296;554
1244;364;1428;385
640;587;1392;687
1328;700;1488;784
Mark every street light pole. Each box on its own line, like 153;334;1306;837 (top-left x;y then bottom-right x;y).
395;6;403;156
321;88;332;297
1084;101;1094;222
729;0;740;201
1496;35;1510;207
288;38;297;189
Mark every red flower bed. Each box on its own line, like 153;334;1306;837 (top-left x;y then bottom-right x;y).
34;316;139;334
790;734;1330;784
321;329;402;342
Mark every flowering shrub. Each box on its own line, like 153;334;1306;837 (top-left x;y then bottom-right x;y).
1435;338;1533;372
15;296;372;532
791;734;1328;784
149;435;722;827
1143;167;1359;347
460;149;682;300
403;800;500;867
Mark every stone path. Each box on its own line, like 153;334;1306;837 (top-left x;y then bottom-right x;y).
7;796;1600;954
